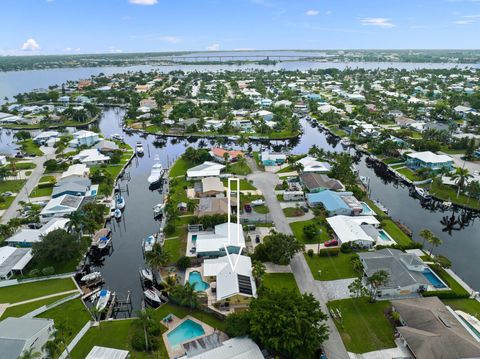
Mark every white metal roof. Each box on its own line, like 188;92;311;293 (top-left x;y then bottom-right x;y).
326;215;379;244
406;151;452;164
85;346;129;359
189;337;264;359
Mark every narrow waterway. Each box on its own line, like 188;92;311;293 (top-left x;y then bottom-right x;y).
91;110;480;311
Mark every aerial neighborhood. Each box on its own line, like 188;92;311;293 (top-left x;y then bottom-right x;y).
0;57;480;359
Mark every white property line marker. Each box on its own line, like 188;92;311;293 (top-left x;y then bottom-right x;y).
224;177;245;271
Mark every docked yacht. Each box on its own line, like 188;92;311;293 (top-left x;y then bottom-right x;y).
412;186;432;200
144;288;162;307
153;203;165;218
115;195;125;210
228;135;240;141
81;271;102;283
143;235;157;253
112;208;122;220
97;235;111;250
110;133;124;142
96;289;111;311
140;268;154;283
148;156;163;184
135;142;144;155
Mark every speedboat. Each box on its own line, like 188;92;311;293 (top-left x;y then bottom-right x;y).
92;228;111;247
97;236;111;250
81;271;102;283
135;142;144;155
413;186;432;200
340;138;351;146
140;268;154;283
96;289;111;311
153;203;165;218
110;133;124;142
228;135;240;141
144;288;162;307
359;176;369;187
148;156;163;184
115;195;125;210
143;235;156;253
113;208;122;220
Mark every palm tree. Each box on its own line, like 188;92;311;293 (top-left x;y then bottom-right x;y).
451;167;473;197
145;243;171;270
66;211;86;237
419;229;433;249
367;270;389;301
186;200;198;213
252;260;266;286
161;274;178;295
172;282;199;310
466;180;480;205
18;348;41;359
427;233;443;257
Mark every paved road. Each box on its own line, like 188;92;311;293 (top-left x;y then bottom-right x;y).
1;155;48;224
440;152;480;174
248;168;350;359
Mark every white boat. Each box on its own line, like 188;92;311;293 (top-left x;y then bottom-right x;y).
228;135;240;141
372;200;389;214
135;142;144;155
115;195;125;210
81;272;102;282
148;156;163;184
443;201;452;208
153;203;165;217
143;235;156;253
110;134;124;142
414;186;432;200
140;268;154;282
340;138;351;146
251;199;265;206
113;208;122;220
97;236;111;250
144;288;162;306
360;176;369;187
96;289;111;311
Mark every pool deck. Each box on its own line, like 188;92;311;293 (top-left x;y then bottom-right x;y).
162;315;215;359
184;266;209;288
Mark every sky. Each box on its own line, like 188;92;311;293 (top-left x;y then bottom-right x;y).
1;0;480;56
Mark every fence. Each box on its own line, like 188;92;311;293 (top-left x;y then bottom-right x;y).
0;272;75;288
22;292;81;318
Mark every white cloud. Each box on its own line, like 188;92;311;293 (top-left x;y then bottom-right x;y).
206;43;220;51
109;47;123;53
128;0;157;5
158;36;180;44
305;10;319;16
360;18;396;28
453;19;475;24
21;38;40;51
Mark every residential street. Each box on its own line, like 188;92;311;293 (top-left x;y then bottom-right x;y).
248;166;350;359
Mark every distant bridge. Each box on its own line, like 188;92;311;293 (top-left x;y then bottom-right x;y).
170;55;318;62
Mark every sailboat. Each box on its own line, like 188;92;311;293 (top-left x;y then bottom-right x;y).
148;155;163;184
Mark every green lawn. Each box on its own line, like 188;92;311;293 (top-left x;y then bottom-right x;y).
253;205;269;214
430;266;469;296
262;273;300;294
222;178;256;191
37;299;91;348
429;180;480;211
228;161;252;175
0;179;25;193
443;299;480;318
276;165;294;174
39;175;56;183
7;162;36;170
169;157;192;177
1;293;72;319
163;237;186;263
283;207;305;217
327;298;395;353
70;319;163;359
0;278;76;304
380;219;413;246
290;218;329;244
396;167;423;182
30;184;54;197
20;139;43;156
304;253;357;281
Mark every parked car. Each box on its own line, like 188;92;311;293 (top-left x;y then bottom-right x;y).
244;204;252;213
301;206;309;213
15;152;24;158
251;199;265;206
255;234;260;243
324;239;338;247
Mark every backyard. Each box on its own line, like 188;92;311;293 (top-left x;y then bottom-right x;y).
327;298;395;353
0;293;72;319
262;273;300;294
290;218;329;244
304;252;358;281
429;180;480;211
0;277;76;303
380;219;413;247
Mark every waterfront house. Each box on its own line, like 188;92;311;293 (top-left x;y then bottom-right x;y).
405;151;453;171
95;139;119;153
195;177;225;198
274;99;292;107
209;148;244;163
61;163;90;180
203;254;257;308
40;194;84;219
189;222;244;258
5;218;69;247
326;215;380;248
296;156;331;173
306;190;363;216
392;297;480;359
58;95;70;104
195;197;237;217
358;249;431;299
186;161;225;179
73;149;110;166
52;177;97;198
139;98;157;109
300;173;344;193
232;119;253;132
261;151;286;166
0;317;55;358
86;346;130;359
69;130;100;148
251;110;273;122
0;247;33;280
259;98;272;107
184;337;264;359
33;131;60;145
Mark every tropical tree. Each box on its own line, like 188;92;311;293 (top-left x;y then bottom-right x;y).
17;348;41;359
186;200;198;213
427;233;443;256
160;274;178;295
366;270;389;301
145;243;171;270
419;228;433;249
466;180;480;204
33;229;81;265
348;277;369;299
253;232;304;265
252;260;266;286
66;211;86;237
451;167;473;197
170;282;200;310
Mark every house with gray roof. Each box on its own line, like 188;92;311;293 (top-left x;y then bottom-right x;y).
51;176;95;198
358;248;432;299
0;247;33;280
300;173;344;193
392;297;480;359
0;317;54;359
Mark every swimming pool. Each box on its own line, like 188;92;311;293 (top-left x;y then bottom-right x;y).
192;234;197;242
188;271;209;291
378;230;392;242
167;319;205;347
422;268;447;288
459;316;480;339
360;202;374;215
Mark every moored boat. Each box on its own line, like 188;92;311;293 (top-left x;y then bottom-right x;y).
153;203;165;218
81;271;102;283
115;195;125;210
97;236;111;250
148;156;163;184
144;288;162;307
412;186;432;200
96;289;111;311
113;208;122;220
135;142;144;155
140;268;154;283
143;235;156;253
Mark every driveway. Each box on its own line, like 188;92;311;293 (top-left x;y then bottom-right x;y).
248;169;350;359
319;278;356;301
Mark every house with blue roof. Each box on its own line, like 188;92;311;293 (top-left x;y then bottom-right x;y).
306;190;363;216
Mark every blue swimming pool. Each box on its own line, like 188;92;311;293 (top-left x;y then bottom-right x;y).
189;271;209;291
378;230;391;242
360;202;374;215
192;234;197;242
167;319;205;347
422;268;447;288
